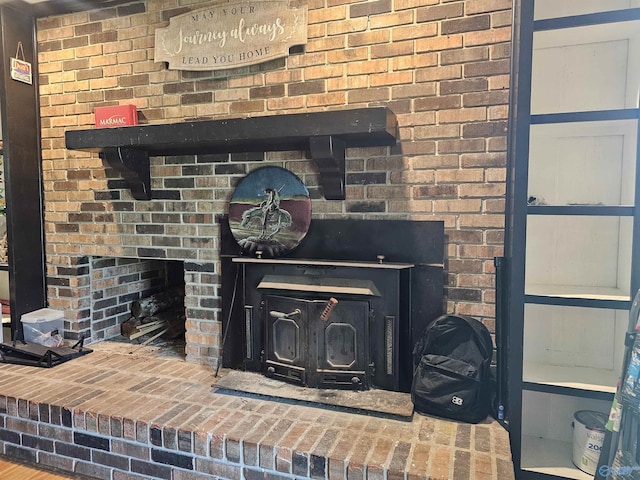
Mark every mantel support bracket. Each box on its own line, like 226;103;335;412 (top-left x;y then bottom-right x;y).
101;147;151;200
309;136;346;200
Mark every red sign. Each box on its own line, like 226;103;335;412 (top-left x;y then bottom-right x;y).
10;57;32;85
94;105;138;128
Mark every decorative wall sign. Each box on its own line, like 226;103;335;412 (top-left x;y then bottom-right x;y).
229;166;311;257
154;0;307;71
10;42;32;85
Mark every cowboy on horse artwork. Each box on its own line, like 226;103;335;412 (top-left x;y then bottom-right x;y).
229;167;312;258
240;186;292;240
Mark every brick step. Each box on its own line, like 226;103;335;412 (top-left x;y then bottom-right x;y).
0;343;513;480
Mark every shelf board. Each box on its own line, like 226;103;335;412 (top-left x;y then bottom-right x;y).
527;205;635;216
534;7;640;32
531;108;639;124
523;361;617;394
65;107;398;201
521;435;594;480
526;284;628;300
232;257;416;269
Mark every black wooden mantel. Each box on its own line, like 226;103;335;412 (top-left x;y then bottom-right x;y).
65;107;398;200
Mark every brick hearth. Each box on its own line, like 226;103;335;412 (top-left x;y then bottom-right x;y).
0;344;513;480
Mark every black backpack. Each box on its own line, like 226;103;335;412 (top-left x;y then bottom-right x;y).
411;314;494;423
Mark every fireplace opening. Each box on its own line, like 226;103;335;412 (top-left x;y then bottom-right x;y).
221;218;445;394
70;257;187;358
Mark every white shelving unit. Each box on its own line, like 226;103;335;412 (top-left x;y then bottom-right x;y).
508;2;640;479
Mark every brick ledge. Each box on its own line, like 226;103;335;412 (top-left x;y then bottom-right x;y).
0;343;514;480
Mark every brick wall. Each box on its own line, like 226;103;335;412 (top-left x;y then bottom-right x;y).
37;0;511;365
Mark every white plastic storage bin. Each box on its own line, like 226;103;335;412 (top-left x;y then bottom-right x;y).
21;308;64;347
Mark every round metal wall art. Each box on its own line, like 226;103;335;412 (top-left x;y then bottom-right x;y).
229;166;312;257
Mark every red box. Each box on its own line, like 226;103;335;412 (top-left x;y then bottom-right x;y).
94;105;138;128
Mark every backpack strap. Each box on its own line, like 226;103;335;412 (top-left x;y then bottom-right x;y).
458;314;494;362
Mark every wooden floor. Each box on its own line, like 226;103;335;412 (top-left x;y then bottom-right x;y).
0;457;86;479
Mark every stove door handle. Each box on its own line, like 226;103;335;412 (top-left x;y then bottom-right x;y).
269;309;301;319
320;298;339;321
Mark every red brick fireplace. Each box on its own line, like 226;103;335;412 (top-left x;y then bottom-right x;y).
61;107;434;370
39;0;509;368
0;1;515;478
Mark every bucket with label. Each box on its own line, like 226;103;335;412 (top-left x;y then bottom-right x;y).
572;410;608;475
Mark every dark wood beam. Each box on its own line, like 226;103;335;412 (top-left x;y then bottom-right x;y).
0;5;47;335
66;107;398;201
29;0;133;16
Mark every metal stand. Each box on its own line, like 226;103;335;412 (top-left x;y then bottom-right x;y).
0;336;92;368
595;289;640;479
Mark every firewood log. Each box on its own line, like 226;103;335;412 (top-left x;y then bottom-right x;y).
129;321;168;340
142;328;169;346
137;306;184;339
131;286;184;319
121;317;142;337
142;306;185;339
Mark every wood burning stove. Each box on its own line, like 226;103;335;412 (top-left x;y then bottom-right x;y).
235;257;413;391
221;218;445;394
